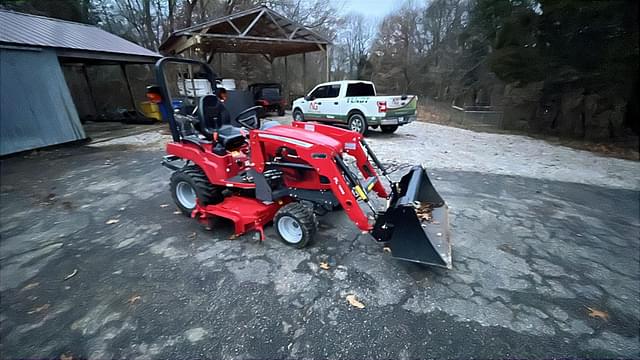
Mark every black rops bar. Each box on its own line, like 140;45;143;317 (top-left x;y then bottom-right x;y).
153;57;219;142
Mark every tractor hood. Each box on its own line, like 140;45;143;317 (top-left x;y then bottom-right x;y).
259;126;344;153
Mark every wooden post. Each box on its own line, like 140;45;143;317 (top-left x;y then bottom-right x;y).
120;63;137;111
325;45;330;82
270;57;276;82
82;65;98;116
284;55;289;102
302;52;306;93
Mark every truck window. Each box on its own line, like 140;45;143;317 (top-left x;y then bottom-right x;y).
310;85;328;99
326;84;341;98
346;83;375;97
261;88;280;97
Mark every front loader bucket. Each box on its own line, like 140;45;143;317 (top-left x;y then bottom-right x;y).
372;166;451;269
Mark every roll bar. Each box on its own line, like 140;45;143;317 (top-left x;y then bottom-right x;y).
153;57;219;142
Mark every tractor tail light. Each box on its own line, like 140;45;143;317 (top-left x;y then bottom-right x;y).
377;101;387;113
146;92;162;104
145;85;163;104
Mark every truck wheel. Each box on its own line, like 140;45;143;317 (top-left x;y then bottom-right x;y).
278;107;286;116
292;109;304;122
381;125;399;133
170;165;222;216
274;202;317;248
348;113;368;135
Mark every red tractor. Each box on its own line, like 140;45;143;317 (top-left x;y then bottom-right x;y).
148;58;451;268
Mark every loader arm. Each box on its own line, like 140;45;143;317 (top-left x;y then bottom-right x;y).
249;126;384;232
291;121;389;198
251;123;451;268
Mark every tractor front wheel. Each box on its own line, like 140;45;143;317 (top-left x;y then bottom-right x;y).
170;166;222;216
274;202;317;248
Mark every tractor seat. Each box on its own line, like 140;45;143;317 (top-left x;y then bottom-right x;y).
199;94;246;150
217;125;245;149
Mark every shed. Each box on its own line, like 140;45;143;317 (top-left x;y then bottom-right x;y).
0;10;161;156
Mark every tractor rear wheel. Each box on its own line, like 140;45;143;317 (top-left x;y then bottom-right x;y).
274;202;317;248
170;165;222;216
381;125;398;133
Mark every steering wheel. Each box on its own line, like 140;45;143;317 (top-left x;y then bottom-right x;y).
234;106;263;129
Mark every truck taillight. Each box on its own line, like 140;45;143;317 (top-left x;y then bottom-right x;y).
377;101;387;113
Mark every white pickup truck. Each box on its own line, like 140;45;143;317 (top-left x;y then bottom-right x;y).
291;80;417;135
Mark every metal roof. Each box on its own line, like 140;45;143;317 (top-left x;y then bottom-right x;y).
160;6;331;58
0;10;160;63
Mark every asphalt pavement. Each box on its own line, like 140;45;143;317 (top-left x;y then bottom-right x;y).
0;124;638;359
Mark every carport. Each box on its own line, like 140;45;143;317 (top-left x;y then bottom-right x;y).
0;10;161;155
159;5;331;101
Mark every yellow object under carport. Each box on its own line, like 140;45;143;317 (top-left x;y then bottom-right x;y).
139;101;162;121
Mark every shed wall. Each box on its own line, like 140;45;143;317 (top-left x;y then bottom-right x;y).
0;48;85;155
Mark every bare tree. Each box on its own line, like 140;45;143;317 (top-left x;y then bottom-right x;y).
340;13;373;79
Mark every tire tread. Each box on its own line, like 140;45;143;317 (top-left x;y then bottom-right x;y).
274;202;317;248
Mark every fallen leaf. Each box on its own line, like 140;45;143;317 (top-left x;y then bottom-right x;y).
127;295;141;305
21;282;40;291
319;262;330;270
60;353;73;360
160;204;169;208
586;306;609;321
413;202;434;222
105;219;119;225
346;294;365;309
229;234;238;240
497;244;515;254
173;210;182;215
188;232;197;240
28;303;50;314
382;246;391;253
64;269;78;281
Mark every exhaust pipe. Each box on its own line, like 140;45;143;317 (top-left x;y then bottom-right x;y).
371;166;451;269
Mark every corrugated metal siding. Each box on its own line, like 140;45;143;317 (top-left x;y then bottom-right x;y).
0;10;159;58
0;48;85;155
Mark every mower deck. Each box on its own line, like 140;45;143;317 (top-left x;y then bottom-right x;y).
193;196;282;240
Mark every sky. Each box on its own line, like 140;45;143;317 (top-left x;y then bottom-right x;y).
333;0;398;20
